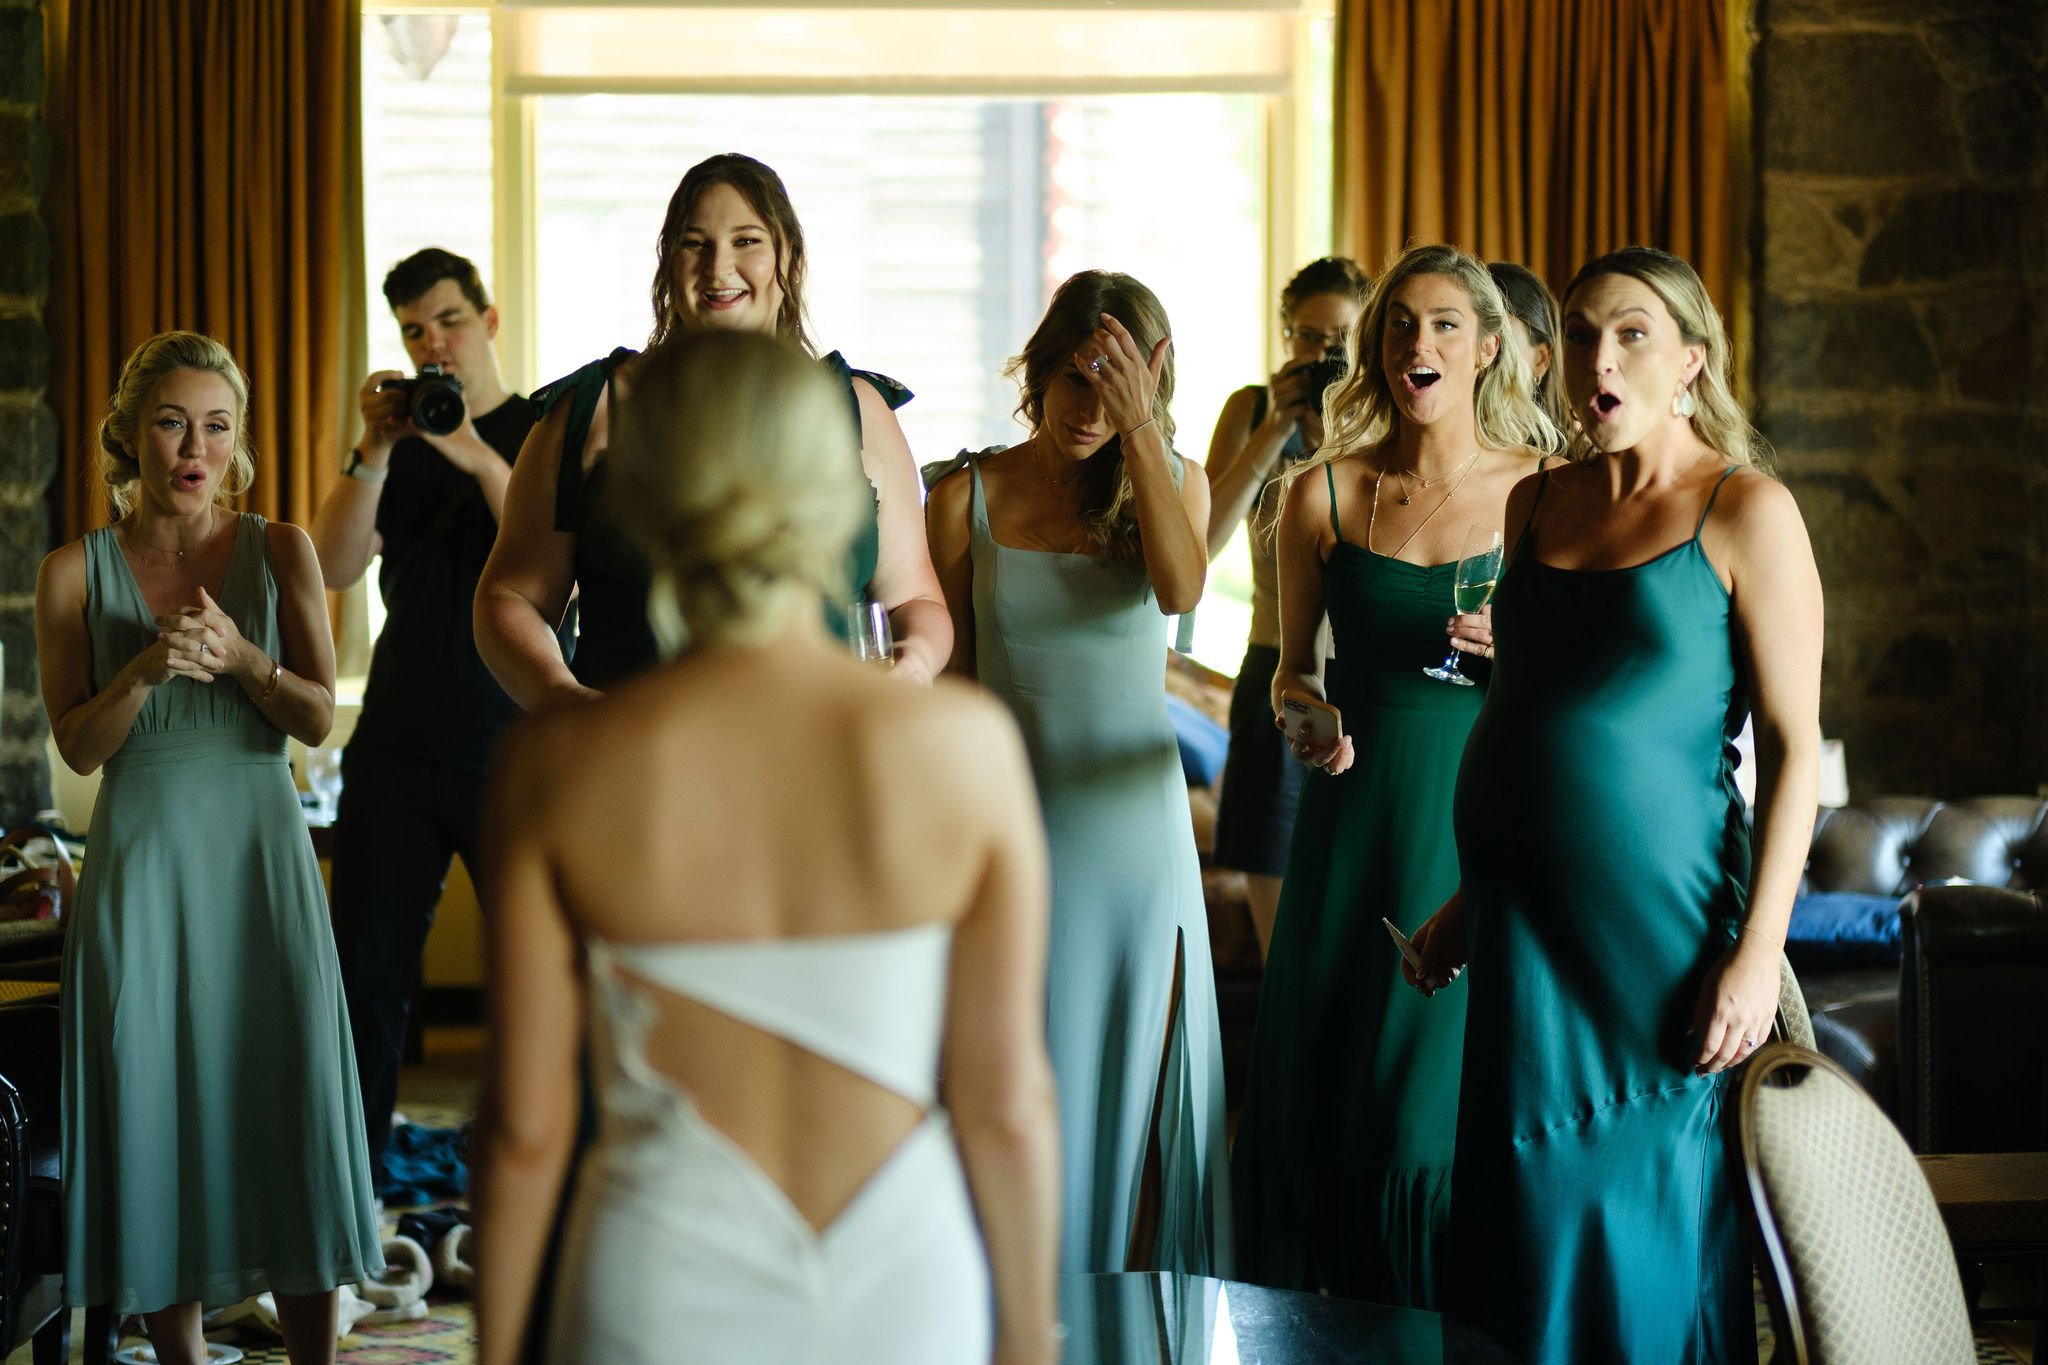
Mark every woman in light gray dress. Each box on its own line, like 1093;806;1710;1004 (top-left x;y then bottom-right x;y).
926;271;1230;1276
36;332;380;1365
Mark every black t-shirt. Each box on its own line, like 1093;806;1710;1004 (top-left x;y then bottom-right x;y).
350;396;570;772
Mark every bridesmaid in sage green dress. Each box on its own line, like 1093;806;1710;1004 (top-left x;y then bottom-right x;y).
37;333;380;1364
927;271;1231;1276
1408;249;1823;1364
1231;245;1554;1307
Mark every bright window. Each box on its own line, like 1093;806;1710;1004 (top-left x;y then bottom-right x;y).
359;3;1334;676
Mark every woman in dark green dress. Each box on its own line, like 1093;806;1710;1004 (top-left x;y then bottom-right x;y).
1410;248;1823;1363
475;152;950;705
1231;245;1556;1305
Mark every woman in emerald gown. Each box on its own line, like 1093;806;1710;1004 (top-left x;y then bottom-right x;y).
1410;247;1823;1363
1231;244;1555;1305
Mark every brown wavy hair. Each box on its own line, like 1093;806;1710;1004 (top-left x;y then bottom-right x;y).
648;153;814;354
1006;270;1176;559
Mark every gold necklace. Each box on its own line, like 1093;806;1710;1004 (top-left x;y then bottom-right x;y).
1392;452;1477;506
1369;451;1481;560
1029;434;1078;488
126;508;219;564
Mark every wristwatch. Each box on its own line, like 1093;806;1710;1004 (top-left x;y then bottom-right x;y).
343;449;389;484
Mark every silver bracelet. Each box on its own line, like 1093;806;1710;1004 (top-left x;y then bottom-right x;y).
1121;417;1158;441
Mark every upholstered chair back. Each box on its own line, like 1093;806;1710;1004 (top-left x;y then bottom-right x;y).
1736;1044;1976;1365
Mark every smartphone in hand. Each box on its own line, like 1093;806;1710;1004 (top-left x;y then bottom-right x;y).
1279;689;1343;749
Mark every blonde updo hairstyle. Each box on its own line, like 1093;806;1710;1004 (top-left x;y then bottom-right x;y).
1559;246;1773;473
1305;243;1560;483
605;330;864;653
97;331;255;517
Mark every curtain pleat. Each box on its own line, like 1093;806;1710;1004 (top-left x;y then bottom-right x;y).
50;1;360;538
1336;0;1732;321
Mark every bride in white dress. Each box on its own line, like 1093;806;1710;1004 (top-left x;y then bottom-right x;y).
472;331;1062;1365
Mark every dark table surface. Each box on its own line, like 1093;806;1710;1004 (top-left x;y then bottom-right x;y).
1059;1272;1516;1364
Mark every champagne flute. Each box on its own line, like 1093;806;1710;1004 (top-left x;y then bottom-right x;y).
1423;525;1504;686
847;597;894;666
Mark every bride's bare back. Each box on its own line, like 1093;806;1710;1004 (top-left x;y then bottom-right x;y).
484;633;1042;1230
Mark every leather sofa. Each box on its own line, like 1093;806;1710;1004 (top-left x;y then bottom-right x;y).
1800;796;2048;1124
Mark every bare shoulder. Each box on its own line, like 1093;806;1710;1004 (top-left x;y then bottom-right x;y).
851;375;909;440
927;457;972;505
263;519;321;579
1712;466;1810;553
867;677;1030;802
37;538;85;596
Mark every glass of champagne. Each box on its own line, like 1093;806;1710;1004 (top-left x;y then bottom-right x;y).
847;597;894;666
1423;525;1504;686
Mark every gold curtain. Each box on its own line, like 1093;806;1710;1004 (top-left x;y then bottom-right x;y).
48;0;361;537
1335;0;1734;321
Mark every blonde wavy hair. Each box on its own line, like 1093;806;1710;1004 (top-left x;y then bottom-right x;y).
1559;247;1773;473
605;331;864;652
1295;244;1559;496
97;331;255;517
1006;270;1176;559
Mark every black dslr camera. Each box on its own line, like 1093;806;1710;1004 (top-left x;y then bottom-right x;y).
379;364;466;438
1301;351;1349;417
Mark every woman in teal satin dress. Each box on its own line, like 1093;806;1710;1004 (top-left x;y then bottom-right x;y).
1410;248;1824;1363
1230;245;1556;1306
926;271;1232;1276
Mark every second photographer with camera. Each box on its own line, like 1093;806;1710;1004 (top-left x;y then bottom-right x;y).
310;247;572;1194
1202;257;1370;959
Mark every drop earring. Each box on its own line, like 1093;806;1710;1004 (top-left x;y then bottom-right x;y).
1672;383;1697;419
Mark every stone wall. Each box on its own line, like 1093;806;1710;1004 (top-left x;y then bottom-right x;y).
0;0;51;821
1754;0;2048;799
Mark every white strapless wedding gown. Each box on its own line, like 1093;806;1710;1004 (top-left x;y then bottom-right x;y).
546;924;992;1363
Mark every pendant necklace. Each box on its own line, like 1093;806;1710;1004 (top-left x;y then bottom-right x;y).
1369;451;1481;559
127;507;219;565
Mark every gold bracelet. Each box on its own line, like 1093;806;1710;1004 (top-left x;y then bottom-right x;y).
257;657;282;701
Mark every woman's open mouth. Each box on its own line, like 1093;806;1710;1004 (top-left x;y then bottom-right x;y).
1590;390;1623;420
173;468;208;490
701;288;747;311
1404;367;1441;394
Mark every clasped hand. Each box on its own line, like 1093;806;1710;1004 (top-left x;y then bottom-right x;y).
1076;314;1171;440
151;586;249;686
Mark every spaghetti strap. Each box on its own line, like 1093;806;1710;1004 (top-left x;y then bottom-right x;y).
1509;466;1553;563
1693;466;1740;540
1325;462;1341;541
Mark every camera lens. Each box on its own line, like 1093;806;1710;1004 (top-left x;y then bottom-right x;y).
410;375;466;437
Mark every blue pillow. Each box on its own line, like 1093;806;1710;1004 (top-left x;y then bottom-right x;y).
1784;891;1903;971
1167;695;1229;789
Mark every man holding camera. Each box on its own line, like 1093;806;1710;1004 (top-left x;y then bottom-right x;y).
311;247;570;1190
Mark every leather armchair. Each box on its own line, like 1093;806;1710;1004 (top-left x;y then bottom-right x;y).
1899;884;2048;1154
1799;797;2048;1121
